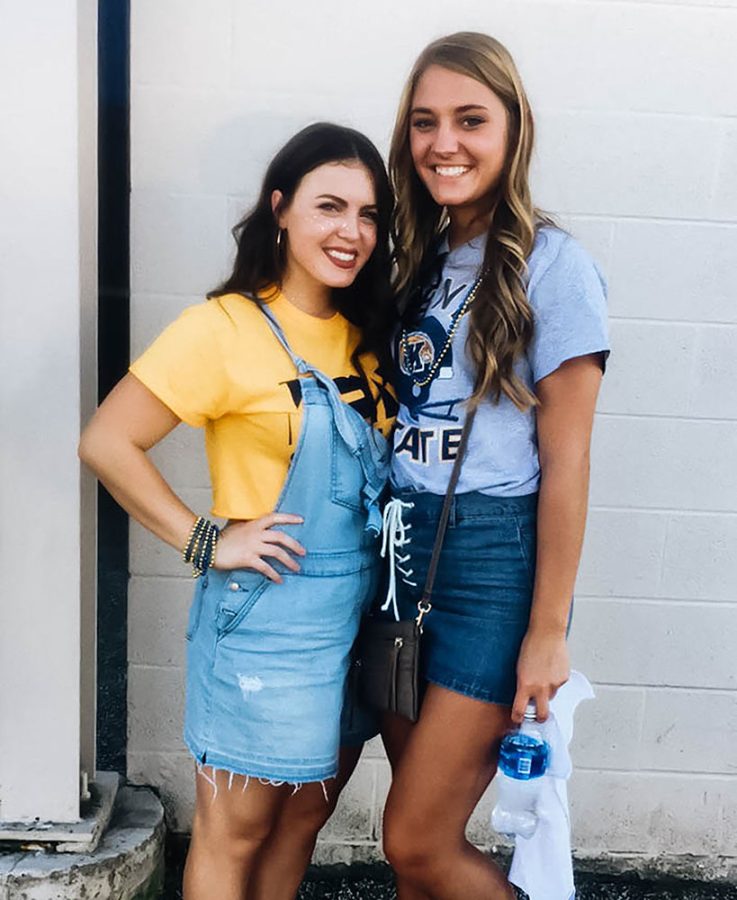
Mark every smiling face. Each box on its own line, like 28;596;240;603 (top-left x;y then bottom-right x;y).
273;161;379;294
409;64;509;217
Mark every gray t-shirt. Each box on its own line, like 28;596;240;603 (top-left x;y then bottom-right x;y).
391;226;610;496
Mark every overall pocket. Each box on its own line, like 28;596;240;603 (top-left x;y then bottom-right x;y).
330;419;365;513
216;569;270;639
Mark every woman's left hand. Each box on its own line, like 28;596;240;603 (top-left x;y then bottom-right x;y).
512;629;570;724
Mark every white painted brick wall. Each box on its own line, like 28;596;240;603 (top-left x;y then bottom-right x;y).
128;0;737;877
569;599;736;689
714;122;737;221
607;222;737;323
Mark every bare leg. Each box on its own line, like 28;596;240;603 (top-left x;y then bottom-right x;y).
247;745;364;900
382;684;516;900
380;713;432;900
381;710;416;774
183;766;289;900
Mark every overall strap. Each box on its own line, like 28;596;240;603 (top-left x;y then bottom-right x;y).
258;301;311;375
257;300;368;455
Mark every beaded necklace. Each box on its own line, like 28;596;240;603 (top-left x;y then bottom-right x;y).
399;275;484;397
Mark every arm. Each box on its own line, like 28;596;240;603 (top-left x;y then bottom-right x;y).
79;373;304;581
511;354;603;723
79;373;197;548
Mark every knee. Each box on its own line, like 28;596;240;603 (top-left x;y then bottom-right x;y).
286;786;338;839
383;808;436;880
309;795;338;833
192;810;272;865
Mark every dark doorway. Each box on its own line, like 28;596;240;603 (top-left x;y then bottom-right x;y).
96;0;130;774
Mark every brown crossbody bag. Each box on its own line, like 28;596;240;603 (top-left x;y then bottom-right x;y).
356;405;478;722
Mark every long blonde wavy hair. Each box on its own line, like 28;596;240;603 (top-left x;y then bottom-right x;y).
390;32;550;410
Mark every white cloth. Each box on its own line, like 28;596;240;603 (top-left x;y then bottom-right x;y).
508;670;595;900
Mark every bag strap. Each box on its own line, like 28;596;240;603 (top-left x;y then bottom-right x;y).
415;404;477;630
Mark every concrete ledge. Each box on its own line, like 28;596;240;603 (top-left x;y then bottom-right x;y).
0;785;165;900
0;772;120;854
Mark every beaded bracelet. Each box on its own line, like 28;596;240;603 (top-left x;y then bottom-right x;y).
194;522;220;576
183;517;207;564
183;516;220;577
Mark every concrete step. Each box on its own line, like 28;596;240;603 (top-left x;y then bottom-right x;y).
0;772;120;854
0;785;165;900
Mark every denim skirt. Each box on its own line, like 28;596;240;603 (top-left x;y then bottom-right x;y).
182;316;390;785
378;489;538;707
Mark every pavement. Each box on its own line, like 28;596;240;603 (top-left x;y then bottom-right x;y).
163;846;737;899
294;864;737;900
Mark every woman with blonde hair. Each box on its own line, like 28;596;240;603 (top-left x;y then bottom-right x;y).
376;33;609;898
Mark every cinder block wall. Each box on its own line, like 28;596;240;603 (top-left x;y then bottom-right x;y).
127;0;737;878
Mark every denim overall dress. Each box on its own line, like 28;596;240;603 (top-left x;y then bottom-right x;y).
183;306;389;785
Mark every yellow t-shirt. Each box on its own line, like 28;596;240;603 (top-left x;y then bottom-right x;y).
130;291;397;519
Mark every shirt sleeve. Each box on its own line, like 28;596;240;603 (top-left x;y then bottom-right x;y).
527;234;610;384
129;303;231;427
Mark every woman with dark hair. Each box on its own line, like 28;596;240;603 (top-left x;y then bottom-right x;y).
80;122;397;900
375;34;610;898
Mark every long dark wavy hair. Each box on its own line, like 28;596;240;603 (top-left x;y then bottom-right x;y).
210;122;396;378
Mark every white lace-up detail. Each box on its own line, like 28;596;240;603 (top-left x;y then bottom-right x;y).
380;498;417;621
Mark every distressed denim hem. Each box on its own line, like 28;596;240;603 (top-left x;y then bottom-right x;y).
184;732;338;784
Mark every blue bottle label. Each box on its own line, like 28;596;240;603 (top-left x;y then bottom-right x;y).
499;733;550;780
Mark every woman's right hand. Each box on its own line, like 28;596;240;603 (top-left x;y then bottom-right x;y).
213;513;306;583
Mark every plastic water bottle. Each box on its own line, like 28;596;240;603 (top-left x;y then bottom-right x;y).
491;702;550;839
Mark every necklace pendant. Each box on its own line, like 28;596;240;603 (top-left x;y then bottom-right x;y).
411;383;422;398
